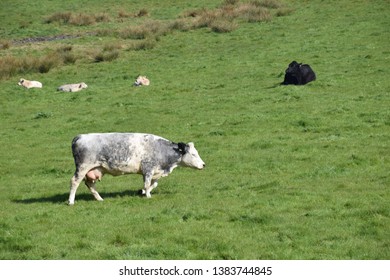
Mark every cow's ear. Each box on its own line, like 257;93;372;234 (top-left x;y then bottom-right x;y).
79;84;82;88
178;142;187;155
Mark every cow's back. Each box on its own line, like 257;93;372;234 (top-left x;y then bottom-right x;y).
72;133;169;169
301;64;316;84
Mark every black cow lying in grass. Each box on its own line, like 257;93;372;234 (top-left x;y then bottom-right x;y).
281;61;316;85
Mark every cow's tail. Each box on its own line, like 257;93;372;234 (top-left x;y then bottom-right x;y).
71;135;83;161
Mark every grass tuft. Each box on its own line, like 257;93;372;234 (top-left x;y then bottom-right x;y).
136;9;149;18
94;50;120;63
45;12;110;26
210;20;238;33
0;53;62;79
44;12;72;24
69;13;96;26
56;45;77;64
0;40;11;50
118;9;149;18
120;26;149;40
182;0;283;31
127;38;157;51
33;112;53;119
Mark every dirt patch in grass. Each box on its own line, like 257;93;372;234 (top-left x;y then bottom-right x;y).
12;34;86;45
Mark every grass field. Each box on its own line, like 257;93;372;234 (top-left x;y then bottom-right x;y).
0;0;389;259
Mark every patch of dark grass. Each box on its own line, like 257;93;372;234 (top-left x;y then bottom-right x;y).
210;20;238;33
169;19;193;32
94;13;110;23
0;45;80;78
37;53;62;73
240;6;272;22
19;21;32;29
127;39;157;51
0;40;11;50
44;12;72;24
0;52;63;79
57;46;77;65
110;234;130;247
143;20;171;37
33;112;53;119
103;42;122;52
181;0;286;32
255;0;283;9
118;8;149;19
118;10;132;18
120;26;149;40
222;0;240;5
69;13;96;26
94;50;120;62
229;213;271;225
136;9;149;18
275;7;294;17
119;20;169;40
45;12;110;26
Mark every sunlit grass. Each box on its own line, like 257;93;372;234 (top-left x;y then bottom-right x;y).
0;0;389;260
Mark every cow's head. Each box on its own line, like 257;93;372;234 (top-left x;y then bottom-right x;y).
285;61;301;74
18;78;25;86
79;82;88;89
179;142;205;170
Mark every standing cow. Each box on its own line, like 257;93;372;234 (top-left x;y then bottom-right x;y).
281;61;316;85
68;133;205;205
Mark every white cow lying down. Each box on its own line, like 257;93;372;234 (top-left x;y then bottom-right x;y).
68;133;206;205
133;75;150;86
58;82;88;92
18;78;42;89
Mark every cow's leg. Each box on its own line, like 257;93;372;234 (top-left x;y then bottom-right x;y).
150;180;158;192
68;165;92;205
142;173;154;198
68;172;84;205
85;179;104;201
142;180;158;196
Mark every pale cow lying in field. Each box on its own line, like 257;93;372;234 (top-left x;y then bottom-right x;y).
133;75;150;86
57;82;88;92
18;78;42;89
68;133;205;205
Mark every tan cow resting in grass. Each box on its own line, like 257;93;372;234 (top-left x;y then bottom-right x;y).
57;82;88;92
18;78;43;89
133;75;150;86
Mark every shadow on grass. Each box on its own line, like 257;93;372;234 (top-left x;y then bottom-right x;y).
12;189;142;204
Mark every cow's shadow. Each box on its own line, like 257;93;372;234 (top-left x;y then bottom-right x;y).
12;189;142;204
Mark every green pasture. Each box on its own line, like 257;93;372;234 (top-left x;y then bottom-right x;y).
0;0;389;259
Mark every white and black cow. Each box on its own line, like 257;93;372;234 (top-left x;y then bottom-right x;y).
18;78;43;89
68;133;205;205
281;61;316;85
133;75;150;86
58;82;88;92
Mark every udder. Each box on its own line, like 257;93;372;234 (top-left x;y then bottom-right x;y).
85;168;103;182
